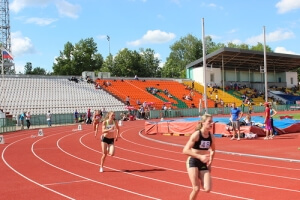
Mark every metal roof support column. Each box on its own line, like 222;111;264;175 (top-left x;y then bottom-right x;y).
263;26;268;102
222;54;224;94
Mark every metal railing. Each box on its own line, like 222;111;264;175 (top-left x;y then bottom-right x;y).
0;104;296;134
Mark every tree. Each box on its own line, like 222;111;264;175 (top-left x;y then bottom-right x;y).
104;48;161;77
139;48;160;77
53;38;103;75
162;34;203;78
250;42;273;52
24;62;33;74
32;67;47;75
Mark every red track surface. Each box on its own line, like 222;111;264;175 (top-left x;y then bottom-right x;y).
1;120;300;200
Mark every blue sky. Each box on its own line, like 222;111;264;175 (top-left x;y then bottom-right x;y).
9;0;300;73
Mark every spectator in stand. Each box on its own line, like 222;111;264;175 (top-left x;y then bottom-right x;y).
19;112;26;130
136;99;141;105
144;106;150;120
125;96;130;106
143;101;147;108
25;111;31;129
139;106;145;119
86;109;92;124
163;104;168;117
46;110;52;127
248;102;253;114
269;104;277;138
241;102;245;113
74;110;79;123
78;115;84;123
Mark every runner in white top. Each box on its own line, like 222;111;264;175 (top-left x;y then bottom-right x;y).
99;111;120;172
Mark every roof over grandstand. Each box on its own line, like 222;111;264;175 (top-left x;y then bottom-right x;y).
186;47;300;72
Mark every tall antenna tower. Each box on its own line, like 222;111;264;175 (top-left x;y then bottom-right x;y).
0;0;13;74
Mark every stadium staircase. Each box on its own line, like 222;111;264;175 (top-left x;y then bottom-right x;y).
98;79;215;110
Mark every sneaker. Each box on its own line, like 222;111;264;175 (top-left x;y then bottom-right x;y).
230;137;235;140
99;167;103;173
237;138;240;141
264;137;269;140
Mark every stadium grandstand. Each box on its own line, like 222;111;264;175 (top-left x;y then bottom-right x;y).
1;48;300;132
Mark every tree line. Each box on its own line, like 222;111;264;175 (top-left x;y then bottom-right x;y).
20;34;279;78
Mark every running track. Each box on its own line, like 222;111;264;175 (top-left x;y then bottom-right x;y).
1;121;300;200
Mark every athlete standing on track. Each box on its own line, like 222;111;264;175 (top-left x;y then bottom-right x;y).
93;110;102;138
183;114;216;200
99;111;119;173
230;102;243;140
264;102;271;140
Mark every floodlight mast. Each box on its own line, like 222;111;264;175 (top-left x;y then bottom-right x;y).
202;18;208;114
0;0;12;75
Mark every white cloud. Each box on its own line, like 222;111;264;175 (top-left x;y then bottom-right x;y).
229;39;242;44
201;2;223;10
96;35;108;40
208;3;217;8
157;14;165;20
209;34;222;40
14;62;26;74
55;0;81;19
154;53;161;60
10;0;80;19
127;30;176;46
276;0;300;14
11;31;35;57
10;0;52;13
227;29;238;34
170;0;181;6
274;47;298;54
245;29;295;45
25;17;58;26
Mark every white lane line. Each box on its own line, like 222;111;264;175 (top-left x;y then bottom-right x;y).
79;132;254;200
116;145;300;181
32;131;161;200
138;129;300;170
1;136;75;200
214;177;300;193
216;158;300;171
118;128;300;191
44;179;90;186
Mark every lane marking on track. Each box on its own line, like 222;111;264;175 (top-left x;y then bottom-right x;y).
1;136;75;200
139;129;300;166
78;131;254;200
116;145;300;181
122;129;300;181
119;128;300;190
44;179;90;186
32;131;161;200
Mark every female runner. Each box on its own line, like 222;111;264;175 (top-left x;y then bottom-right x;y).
99;111;119;172
183;114;216;200
93;110;102;137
